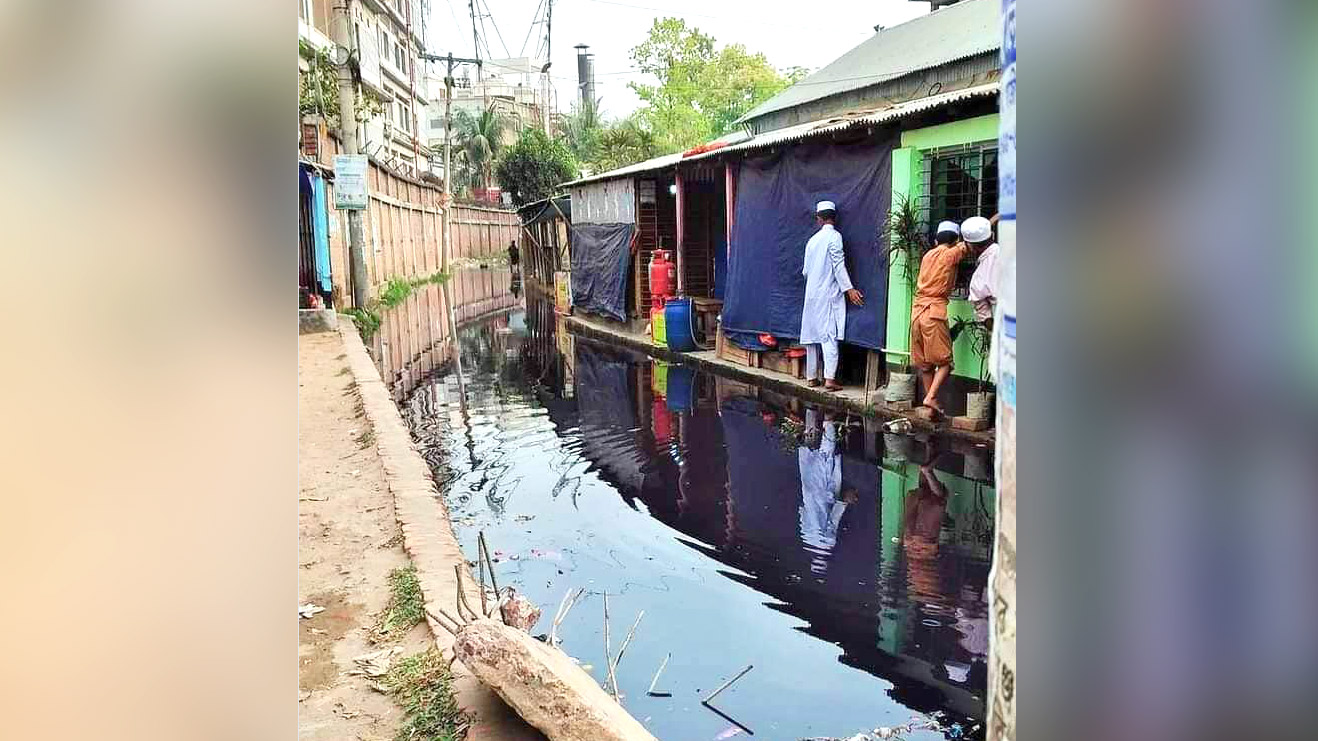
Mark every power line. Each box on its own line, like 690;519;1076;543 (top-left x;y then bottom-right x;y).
578;0;874;37
478;0;512;59
519;0;546;57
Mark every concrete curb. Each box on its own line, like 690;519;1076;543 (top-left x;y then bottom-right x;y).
337;321;540;741
564;315;995;446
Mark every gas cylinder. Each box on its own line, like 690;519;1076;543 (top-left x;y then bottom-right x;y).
649;250;675;308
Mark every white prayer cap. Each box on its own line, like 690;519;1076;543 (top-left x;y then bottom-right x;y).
961;216;992;243
815;200;836;213
936;220;960;235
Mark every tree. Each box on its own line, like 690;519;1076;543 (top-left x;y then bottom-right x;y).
452;106;510;190
628;18;802;152
298;40;384;128
592;117;661;171
494;128;580;207
561;98;604;165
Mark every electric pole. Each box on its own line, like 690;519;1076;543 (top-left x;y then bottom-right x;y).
421;52;482;272
543;0;554;135
334;0;370;309
421;49;482;417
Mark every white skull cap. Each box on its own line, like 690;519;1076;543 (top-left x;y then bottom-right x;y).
960;216;992;243
936;220;961;235
815;200;836;213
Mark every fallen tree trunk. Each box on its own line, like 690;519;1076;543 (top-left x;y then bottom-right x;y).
454;618;659;741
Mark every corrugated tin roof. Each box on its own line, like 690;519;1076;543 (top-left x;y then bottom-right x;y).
560;130;750;189
560;151;684;189
691;82;999;162
738;0;999;124
556;82;998;189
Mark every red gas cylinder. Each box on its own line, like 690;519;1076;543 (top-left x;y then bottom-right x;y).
652;396;673;443
649;250;675;309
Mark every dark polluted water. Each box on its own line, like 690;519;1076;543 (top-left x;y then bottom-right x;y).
396;293;996;741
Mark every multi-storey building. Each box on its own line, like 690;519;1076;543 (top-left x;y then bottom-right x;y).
298;0;431;177
425;58;550;188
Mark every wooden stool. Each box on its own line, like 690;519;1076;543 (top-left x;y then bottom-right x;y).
689;297;724;345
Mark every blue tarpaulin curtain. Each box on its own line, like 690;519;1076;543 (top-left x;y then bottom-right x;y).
310;173;332;294
721;137;895;350
570;222;634;321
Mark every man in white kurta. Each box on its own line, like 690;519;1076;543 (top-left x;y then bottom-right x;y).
800;201;864;391
798;409;850;575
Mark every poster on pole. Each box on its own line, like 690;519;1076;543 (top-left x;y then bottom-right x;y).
333;155;368;210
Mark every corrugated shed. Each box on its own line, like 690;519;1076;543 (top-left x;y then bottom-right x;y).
688;83;999;163
738;0;999;125
561;152;683;189
570;178;636;225
557;82;998;189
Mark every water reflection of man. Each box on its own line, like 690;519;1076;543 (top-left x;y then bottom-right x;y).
903;460;952;610
798;409;857;574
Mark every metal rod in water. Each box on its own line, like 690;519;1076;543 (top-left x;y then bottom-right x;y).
603;592;618;698
478;531;508;624
455;564;479;621
478;531;499;596
477;550;488;615
702;664;754;704
610;610;644;672
646;652;672;697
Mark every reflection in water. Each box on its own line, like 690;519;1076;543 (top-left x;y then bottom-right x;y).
388;288;995;740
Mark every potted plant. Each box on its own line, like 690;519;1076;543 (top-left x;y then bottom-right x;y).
960;319;995;424
882;194;926;407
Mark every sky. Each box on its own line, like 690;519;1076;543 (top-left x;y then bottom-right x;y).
423;0;931;120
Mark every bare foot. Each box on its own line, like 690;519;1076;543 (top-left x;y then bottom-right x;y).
806;379;821;387
824;380;843;392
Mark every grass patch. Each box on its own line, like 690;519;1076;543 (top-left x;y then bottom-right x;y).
375;566;424;639
379;278;414;309
341;307;382;341
384;648;467;741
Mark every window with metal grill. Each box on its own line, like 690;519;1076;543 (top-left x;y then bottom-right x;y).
919;142;998;298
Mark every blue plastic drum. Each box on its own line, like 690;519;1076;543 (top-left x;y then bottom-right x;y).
663;298;697;352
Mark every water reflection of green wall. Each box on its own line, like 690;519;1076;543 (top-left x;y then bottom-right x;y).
877;459;996;655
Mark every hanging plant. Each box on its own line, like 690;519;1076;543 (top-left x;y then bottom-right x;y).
883;193;927;290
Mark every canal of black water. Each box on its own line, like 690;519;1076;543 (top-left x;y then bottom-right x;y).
393;287;996;741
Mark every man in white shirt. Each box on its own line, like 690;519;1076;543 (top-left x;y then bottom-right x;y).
965;215;1000;327
800;200;864;391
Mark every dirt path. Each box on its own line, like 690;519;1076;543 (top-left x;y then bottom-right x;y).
298;332;431;741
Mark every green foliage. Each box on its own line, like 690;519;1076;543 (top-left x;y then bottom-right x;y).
341;271;447;342
628;18;801;152
453;106;511;191
379;278;413;308
562;100;661;174
374;566;424;639
593;116;662;171
298;40;386;126
885;194;927;289
342;307;381;341
384;648;467;741
495;128;580;207
561;98;604;164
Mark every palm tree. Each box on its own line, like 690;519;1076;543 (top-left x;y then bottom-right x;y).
594;117;660;170
452;106;509;191
560;98;604;164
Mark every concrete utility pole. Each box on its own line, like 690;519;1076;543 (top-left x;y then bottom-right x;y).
420;52;480;417
421;52;482;271
334;0;370;309
543;0;554;135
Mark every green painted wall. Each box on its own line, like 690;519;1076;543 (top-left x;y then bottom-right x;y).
886;114;1000;380
876;458;996;655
